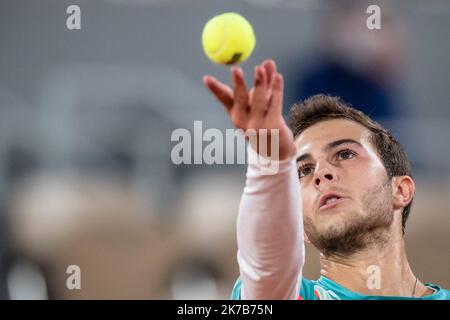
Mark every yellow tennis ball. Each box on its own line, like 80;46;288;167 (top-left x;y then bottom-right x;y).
202;12;256;65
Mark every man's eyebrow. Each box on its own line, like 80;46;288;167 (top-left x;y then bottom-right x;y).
324;139;363;152
296;139;363;163
296;153;312;163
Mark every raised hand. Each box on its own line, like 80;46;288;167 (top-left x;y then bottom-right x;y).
203;59;295;161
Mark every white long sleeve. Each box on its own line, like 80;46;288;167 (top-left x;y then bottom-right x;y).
237;145;304;300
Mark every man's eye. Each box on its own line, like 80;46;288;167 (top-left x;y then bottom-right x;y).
298;165;314;179
337;149;356;160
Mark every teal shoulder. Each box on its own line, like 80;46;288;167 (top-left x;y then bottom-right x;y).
230;277;243;300
432;286;450;300
230;276;316;300
299;277;318;300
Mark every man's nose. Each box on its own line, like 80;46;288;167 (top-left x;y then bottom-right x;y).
314;166;336;187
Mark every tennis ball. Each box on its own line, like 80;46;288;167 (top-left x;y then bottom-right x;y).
202;12;256;65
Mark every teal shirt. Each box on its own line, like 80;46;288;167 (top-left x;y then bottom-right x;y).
231;276;450;300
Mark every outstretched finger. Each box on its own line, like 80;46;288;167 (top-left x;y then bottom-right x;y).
231;66;249;111
248;87;255;105
203;75;234;112
262;59;277;87
252;65;269;113
268;73;284;115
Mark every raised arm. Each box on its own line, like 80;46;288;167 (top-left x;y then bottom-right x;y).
203;60;304;299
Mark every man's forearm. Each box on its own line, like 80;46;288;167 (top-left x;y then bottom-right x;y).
237;146;304;299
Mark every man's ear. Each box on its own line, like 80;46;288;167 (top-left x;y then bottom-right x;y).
391;175;415;210
304;232;311;244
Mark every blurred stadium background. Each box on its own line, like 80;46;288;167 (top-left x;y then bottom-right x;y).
0;0;449;299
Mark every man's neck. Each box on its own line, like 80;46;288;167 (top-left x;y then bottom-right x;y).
319;228;432;297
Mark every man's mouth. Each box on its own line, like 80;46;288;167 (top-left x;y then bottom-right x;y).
318;192;347;211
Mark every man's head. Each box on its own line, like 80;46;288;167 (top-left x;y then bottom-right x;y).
288;94;414;257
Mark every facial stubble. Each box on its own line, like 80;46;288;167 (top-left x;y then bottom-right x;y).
304;178;394;258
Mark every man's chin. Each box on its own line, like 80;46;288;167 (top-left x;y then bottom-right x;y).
315;220;347;238
310;211;355;239
314;208;349;224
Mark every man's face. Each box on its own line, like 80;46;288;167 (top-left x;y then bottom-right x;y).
295;119;394;256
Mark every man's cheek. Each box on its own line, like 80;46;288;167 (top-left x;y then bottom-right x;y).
301;200;313;219
350;161;379;182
